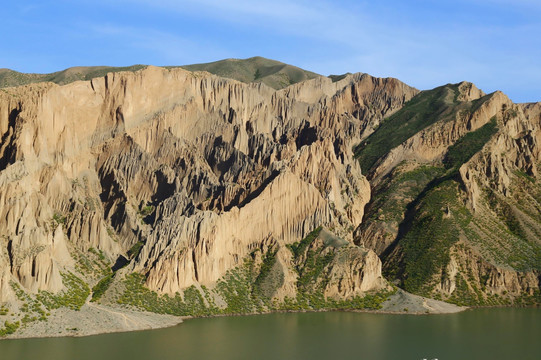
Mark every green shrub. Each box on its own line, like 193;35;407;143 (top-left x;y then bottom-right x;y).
287;227;322;259
37;272;90;311
252;249;278;298
116;228;397;317
0;321;20;337
139;205;154;217
91;274;115;302
117;274;218;316
52;213;66;225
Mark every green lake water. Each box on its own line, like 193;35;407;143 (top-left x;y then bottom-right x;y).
0;308;539;360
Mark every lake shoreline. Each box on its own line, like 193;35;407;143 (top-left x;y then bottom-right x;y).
2;288;467;340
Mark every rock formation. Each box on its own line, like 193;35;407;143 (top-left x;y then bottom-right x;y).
0;59;539;334
0;65;415;322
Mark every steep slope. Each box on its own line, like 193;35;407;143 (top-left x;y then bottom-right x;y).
180;56;321;89
355;82;541;306
0;66;417;335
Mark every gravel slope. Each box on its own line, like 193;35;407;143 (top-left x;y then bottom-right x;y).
6;303;184;339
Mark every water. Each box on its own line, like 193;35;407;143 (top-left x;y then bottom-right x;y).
0;308;539;360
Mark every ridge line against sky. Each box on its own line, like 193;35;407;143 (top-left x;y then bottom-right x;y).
1;0;540;103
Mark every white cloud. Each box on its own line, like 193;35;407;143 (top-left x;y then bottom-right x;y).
88;23;230;64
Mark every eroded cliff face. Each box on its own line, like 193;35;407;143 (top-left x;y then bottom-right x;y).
1;63;538;326
0;66;416;313
355;82;541;305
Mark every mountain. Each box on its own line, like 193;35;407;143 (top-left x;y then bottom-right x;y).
0;61;539;337
180;56;321;89
0;57;320;91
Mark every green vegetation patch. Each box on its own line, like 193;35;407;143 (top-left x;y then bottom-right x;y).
446;273;480;306
355;84;461;173
479;189;541;271
296;250;335;292
127;241;144;260
116;227;397;316
287;226;322;259
485;189;527;240
365;164;445;225
400;181;462;294
215;263;259;314
9;282;48;326
287;227;336;303
280;288;397;312
252;249;281;299
0;321;20;337
328;73;351;82
380;162;539;303
513;170;535;184
180;56;320;90
73;247;111;276
138;205;155;217
514;290;541;307
444;117;498;170
383;177;471;297
37;272;90;311
52;213;67;225
91;273;115;302
117;273;218;316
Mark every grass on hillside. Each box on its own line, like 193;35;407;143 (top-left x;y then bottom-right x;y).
354;84;462;173
0;65;146;89
374;115;499;298
181;56;320;89
393;180;464;294
364;164;446;227
37;272;90;311
1;57;321;90
443;117;498;170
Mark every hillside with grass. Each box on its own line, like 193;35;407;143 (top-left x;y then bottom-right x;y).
355;83;541;306
1;57;320;90
181;56;321;89
0;65;147;88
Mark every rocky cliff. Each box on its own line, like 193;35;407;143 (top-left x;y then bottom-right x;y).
0;60;538;336
0;65;415;330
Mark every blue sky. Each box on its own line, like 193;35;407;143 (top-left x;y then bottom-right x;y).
1;0;540;102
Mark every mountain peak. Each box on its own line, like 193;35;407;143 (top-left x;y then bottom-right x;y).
180;56;321;89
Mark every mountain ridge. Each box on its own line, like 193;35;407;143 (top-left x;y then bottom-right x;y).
0;57;323;91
